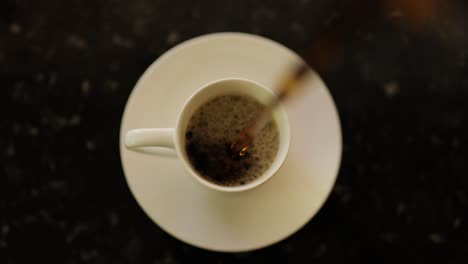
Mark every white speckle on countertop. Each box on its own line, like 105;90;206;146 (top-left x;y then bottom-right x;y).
456;191;467;204
80;249;98;261
35;73;44;82
161;251;175;264
254;7;277;20
313;243;327;257
166;31;180;46
67;34;88;49
396;202;406;215
48;72;57;86
108;212;119;227
31;46;43;54
56;116;67;128
2;225;10;235
48;161;56;172
333;184;352;205
49;180;66;191
112;34;134;48
384;81;399;97
30;188;39;197
453;217;462;229
387;10;403;19
364;33;375;41
384;81;400;98
58;221;66;230
9;23;21;35
81;80;91;95
12;82;24;100
23;215;38;224
133;18;146;35
66;224;89;244
401;34;409;45
430;135;440;145
281;243;295;254
85;140;95;151
325;11;340;26
5;144;15;157
105;79;119;91
452;137;460;148
290;22;304;34
25;31;36;39
12;123;21;134
46;48;56;60
428;233;445;244
191;8;201;19
68;115;81;126
29;126;39;136
380;232;398;242
40;115;49;126
40;115;49;125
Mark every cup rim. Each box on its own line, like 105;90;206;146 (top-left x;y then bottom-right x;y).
173;78;290;192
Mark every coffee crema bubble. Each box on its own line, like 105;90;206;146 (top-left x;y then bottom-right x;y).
185;94;279;186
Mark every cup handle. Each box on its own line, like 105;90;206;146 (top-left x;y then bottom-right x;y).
125;128;175;155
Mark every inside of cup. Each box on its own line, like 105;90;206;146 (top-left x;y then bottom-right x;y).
175;78;290;192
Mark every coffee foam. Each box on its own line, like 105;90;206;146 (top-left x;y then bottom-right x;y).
185;94;279;186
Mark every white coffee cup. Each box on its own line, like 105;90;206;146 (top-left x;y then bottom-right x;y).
125;78;290;192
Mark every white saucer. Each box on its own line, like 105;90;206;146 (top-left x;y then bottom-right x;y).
119;33;342;252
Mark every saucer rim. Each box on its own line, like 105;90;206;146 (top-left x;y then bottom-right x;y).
119;32;342;252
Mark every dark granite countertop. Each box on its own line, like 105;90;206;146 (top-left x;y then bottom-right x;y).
2;0;468;263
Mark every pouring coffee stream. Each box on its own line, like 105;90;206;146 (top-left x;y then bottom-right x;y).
230;0;370;157
229;63;310;157
230;0;440;157
230;0;378;157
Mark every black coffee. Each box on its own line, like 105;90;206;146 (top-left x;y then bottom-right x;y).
185;94;279;186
